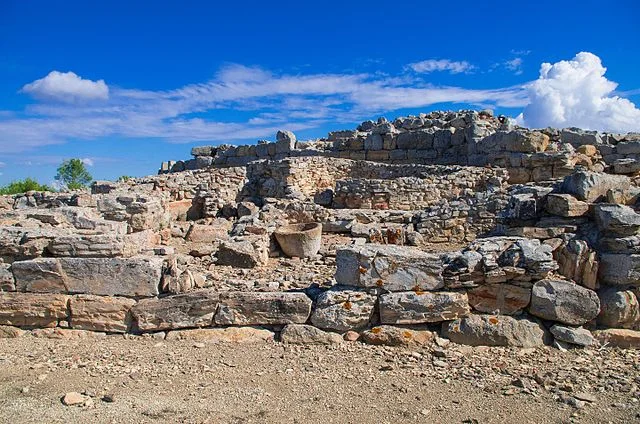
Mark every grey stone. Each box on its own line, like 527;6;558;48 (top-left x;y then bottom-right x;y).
276;130;296;153
0;263;15;291
550;324;596;347
379;291;469;324
46;234;126;258
529;279;600;325
131;289;220;331
310;288;376;332
594;204;640;237
599;254;640;286
613;158;640;174
216;240;268;268
561;171;630;202
443;315;548;347
335;244;443;291
280;324;343;345
214;292;312;325
597;288;640;329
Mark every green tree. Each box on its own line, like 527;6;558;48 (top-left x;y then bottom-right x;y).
0;178;54;195
55;159;92;190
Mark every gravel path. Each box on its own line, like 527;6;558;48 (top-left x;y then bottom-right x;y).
0;337;638;423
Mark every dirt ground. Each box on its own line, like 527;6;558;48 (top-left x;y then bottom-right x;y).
0;337;638;423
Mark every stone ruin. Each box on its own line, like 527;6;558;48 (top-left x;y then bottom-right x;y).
1;109;640;349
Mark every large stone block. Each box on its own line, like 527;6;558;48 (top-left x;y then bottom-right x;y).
529;279;600;325
280;324;343;345
12;257;164;297
593;328;640;348
599;254;640;286
597;288;640;329
561;171;630;202
360;325;434;347
131;289;220;331
185;221;231;243
379;291;469;324
545;194;589;217
443;315;548;347
0;292;69;328
594;204;640;237
310;288;376;332
214;292;312;325
70;295;136;333
335;244;443;291
46;234;126;258
467;283;531;315
165;327;274;343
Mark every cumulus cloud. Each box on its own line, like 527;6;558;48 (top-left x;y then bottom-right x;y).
22;71;109;102
519;52;640;132
81;158;94;167
407;59;474;74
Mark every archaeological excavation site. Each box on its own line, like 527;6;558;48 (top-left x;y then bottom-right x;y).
3;110;640;350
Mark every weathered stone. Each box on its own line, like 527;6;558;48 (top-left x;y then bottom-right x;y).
561;171;630;202
599;235;640;254
214;292;312;325
593;328;640;348
556;239;599;290
62;392;92;407
613;158;640;174
0;263;15;291
467;283;531;314
185;221;231;243
70;295;136;333
274;223;322;258
0;292;69;328
550;324;596;347
379;291;469;324
32;327;106;339
335;244;443;291
597;288;640;329
0;325;26;338
529;279;600;325
545;194;589;217
216;240;268;268
12;256;164;297
276;130;296;153
598;254;640;286
165;327;274;343
443;315;548;347
310;288;375;332
131;289;220;331
47;234;126;257
280;324;343;345
360;325;434;347
593;204;640;237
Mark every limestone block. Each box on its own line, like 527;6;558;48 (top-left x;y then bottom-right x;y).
280;324;343;345
597;288;640;329
165;327;274;343
592;328;640;348
379;291;469;324
467;283;531;315
214;292;312;325
529;279;600;325
599;254;640;286
131;289;220;331
335;244;443;291
70;295;136;333
12;256;164;297
185;221;231;243
360;325;434;347
0;292;69;328
545;194;589;217
443;315;548;347
594;204;640;237
46;234;126;257
310;288;376;331
561;171;630;202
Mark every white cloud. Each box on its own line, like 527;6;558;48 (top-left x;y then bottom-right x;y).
0;161;4;167
81;158;94;167
505;58;524;75
519;52;640;132
407;59;474;74
22;71;109;102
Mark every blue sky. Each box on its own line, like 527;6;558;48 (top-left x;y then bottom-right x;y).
1;0;639;185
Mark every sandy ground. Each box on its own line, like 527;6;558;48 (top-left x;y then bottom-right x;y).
0;337;639;423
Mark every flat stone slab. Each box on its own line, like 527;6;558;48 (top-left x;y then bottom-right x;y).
12;256;164;297
165;327;274;343
467;283;531;315
280;324;343;345
214;292;312;325
443;315;548;347
593;328;640;348
70;295;136;333
335;244;443;291
379;291;469;324
598;254;640;286
47;234;126;258
131;289;220;331
0;292;69;328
